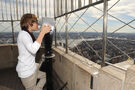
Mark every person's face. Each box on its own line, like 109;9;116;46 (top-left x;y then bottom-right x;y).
29;21;38;32
31;22;38;31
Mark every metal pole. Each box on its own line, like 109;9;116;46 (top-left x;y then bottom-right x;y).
41;0;43;17
33;0;35;14
11;20;15;44
9;0;15;44
49;0;51;16
26;0;28;12
75;0;76;10
65;0;68;53
89;0;92;4
54;0;56;17
29;0;31;13
37;0;39;17
13;0;16;19
102;0;108;67
71;0;73;11
57;0;59;16
22;0;24;14
1;0;4;20
84;0;85;6
54;0;57;47
16;0;19;20
5;0;8;20
0;20;20;22
61;0;63;14
78;0;82;8
45;0;47;17
54;20;57;47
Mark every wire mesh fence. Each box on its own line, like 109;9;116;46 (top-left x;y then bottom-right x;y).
55;0;135;68
0;0;135;68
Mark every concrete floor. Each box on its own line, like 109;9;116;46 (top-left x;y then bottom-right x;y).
0;68;24;90
0;67;49;90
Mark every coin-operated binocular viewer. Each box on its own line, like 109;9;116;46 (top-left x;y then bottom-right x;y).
38;17;55;90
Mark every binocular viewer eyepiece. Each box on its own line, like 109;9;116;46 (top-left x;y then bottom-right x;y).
38;17;55;34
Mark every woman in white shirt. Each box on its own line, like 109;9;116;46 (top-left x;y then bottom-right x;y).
16;13;51;90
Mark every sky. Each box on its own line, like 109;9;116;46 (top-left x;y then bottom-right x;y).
0;0;135;33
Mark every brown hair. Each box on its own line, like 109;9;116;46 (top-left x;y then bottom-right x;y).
20;13;37;42
20;13;37;30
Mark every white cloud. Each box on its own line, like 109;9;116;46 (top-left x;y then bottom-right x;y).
79;0;135;21
108;0;135;19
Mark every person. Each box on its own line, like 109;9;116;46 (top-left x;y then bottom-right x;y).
16;13;51;90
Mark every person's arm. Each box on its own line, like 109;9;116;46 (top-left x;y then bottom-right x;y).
22;33;40;54
22;25;51;54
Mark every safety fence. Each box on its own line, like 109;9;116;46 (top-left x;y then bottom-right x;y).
0;0;135;69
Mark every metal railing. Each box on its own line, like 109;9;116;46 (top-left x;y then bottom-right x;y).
55;0;135;70
0;0;135;70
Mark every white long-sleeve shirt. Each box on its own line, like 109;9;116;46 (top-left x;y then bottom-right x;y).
16;30;41;78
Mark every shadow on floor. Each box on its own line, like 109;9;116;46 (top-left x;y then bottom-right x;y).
0;67;24;90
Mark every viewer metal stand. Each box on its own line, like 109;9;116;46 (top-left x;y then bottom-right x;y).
42;32;54;90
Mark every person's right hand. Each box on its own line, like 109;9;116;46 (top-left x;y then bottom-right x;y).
41;24;51;35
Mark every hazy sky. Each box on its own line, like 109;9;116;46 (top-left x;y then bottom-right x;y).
0;0;135;33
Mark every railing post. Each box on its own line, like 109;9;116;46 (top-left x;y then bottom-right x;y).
54;0;57;47
37;0;39;17
45;0;47;17
89;0;92;4
57;0;60;16
65;0;68;53
9;0;15;44
29;0;31;13
16;0;19;20
11;20;15;44
71;0;73;11
22;0;24;15
54;20;57;47
102;0;108;67
78;0;82;8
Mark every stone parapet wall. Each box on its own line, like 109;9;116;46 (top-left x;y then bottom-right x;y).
52;46;135;90
0;45;135;90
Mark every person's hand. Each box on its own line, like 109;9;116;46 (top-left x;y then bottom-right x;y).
36;25;51;43
41;24;51;35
